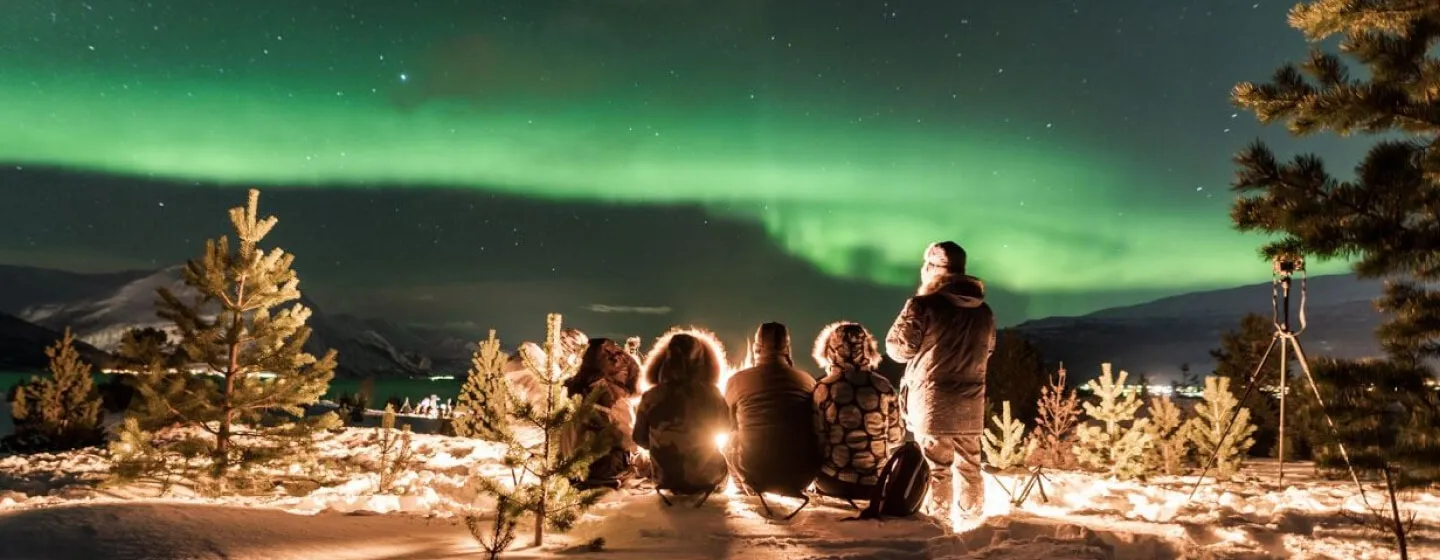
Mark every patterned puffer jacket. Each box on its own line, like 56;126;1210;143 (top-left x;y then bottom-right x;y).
811;322;906;489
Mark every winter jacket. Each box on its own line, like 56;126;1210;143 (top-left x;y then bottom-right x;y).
560;339;641;485
724;322;822;495
886;262;996;437
811;322;906;490
633;332;732;493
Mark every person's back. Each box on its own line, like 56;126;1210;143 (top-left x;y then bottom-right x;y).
810;322;906;500
633;333;731;494
561;338;642;488
724;322;821;496
886;241;997;521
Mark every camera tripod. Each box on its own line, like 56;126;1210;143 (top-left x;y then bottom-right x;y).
1186;254;1369;504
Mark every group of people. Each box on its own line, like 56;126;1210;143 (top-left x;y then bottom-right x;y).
499;241;996;523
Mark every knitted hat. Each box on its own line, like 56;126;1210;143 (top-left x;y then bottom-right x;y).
924;241;967;274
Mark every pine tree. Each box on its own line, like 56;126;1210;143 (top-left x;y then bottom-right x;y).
1230;0;1440;485
1186;376;1256;482
982;401;1031;471
1302;357;1440;484
454;330;512;439
1029;364;1082;469
375;404;416;491
1210;313;1283;457
985;329;1046;425
1074;363;1153;479
5;328;104;451
465;314;611;549
112;189;339;485
1145;396;1190;476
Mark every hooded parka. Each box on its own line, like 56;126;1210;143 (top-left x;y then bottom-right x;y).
633;333;732;493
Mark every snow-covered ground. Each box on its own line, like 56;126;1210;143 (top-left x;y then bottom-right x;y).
0;421;1434;560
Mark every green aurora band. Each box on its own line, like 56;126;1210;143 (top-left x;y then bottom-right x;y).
0;70;1345;304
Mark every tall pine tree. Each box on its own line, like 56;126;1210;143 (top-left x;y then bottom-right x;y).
112;189;339;485
1229;0;1440;485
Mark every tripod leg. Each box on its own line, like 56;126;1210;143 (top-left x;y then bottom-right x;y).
1188;333;1282;501
1279;331;1288;485
1287;337;1372;507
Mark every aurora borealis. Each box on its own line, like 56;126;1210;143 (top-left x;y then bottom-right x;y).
0;0;1365;334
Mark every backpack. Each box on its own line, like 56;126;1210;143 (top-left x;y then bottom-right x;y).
854;441;929;520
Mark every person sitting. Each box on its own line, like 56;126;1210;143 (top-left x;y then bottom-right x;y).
633;332;732;504
561;338;642;489
725;322;822;517
811;321;906;502
502;328;588;404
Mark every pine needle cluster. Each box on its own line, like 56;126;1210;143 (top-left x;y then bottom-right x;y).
1074;363;1153;479
1186;377;1256;482
453;330;512;439
1145;396;1190;476
982;401;1031;471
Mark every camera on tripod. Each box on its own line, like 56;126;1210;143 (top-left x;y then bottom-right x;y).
1271;252;1305;277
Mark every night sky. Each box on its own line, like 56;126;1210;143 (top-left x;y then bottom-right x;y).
0;1;1366;347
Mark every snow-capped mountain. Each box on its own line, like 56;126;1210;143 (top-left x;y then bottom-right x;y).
1013;273;1389;383
0;265;473;378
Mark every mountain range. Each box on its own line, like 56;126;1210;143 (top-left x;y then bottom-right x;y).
0;263;1391;382
0;264;473;378
1012;273;1388;382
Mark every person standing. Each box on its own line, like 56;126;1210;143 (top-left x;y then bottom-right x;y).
885;241;996;523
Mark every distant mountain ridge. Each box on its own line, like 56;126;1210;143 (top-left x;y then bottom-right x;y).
0;265;473;378
1013;273;1388;383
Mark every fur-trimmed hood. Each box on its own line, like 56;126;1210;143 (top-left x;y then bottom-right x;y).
811;321;882;372
918;273;987;309
641;327;727;388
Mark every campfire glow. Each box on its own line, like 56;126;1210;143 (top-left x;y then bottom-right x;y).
628;327;742;478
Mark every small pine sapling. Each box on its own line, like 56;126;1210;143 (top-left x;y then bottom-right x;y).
375;404;416;491
5;329;105;452
454;330;512;439
112;189;339;488
1145;396;1189;476
468;496;520;560
1028;364;1082;469
982;401;1031;471
1186;376;1255;482
465;314;612;548
1074;363;1154;479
